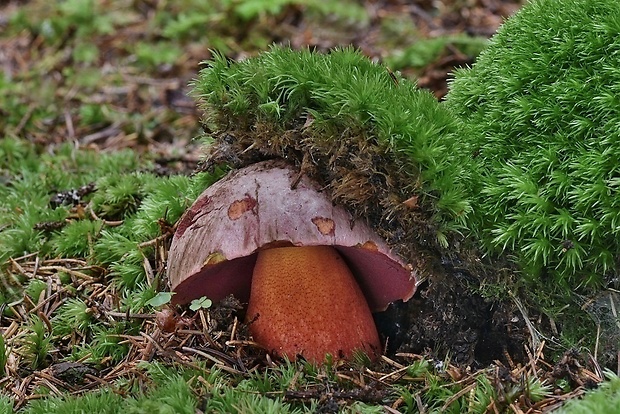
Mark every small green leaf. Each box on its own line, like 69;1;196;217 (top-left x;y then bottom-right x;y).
146;292;174;307
189;296;212;311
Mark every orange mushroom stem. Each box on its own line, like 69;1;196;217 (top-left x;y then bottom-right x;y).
247;245;380;362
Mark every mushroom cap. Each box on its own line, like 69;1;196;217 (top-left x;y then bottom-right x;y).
167;159;416;311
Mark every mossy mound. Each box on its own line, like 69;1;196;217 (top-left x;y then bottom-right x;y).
192;46;471;267
445;0;620;290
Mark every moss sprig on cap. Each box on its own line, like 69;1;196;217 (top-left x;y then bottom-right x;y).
192;46;471;262
445;0;620;289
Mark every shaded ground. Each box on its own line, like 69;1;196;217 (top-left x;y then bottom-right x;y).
0;0;524;149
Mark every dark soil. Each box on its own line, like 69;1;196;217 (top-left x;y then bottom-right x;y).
377;264;529;367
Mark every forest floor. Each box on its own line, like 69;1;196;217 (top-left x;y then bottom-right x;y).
1;1;617;413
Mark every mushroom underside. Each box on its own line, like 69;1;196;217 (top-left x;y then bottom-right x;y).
171;243;415;312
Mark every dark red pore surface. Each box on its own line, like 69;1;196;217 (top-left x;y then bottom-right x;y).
172;244;414;313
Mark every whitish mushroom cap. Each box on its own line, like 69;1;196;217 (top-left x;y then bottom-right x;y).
168;159;416;311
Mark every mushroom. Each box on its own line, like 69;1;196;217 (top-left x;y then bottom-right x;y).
167;159;416;363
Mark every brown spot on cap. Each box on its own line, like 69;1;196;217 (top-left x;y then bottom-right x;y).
358;241;379;251
228;195;257;220
311;217;335;236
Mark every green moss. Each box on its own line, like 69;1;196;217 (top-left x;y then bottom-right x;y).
17;363;197;414
23;315;52;369
51;219;103;258
22;390;123;414
90;173;158;220
0;136;222;296
25;279;48;302
17;362;303;414
0;394;13;414
52;298;96;337
556;373;620;414
0;137;228;378
0;140;142;263
193;46;470;262
445;0;620;290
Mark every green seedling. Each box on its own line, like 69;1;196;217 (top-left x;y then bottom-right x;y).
52;298;96;337
146;292;175;308
23;316;52;369
406;358;430;377
25;279;47;302
189;296;212;311
0;395;13;414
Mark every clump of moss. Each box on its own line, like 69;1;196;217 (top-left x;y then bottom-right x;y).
556;372;620;414
193;46;471;267
0;138;141;264
0;138;221;294
445;0;620;290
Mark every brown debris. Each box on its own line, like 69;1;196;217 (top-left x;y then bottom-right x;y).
0;251;608;412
